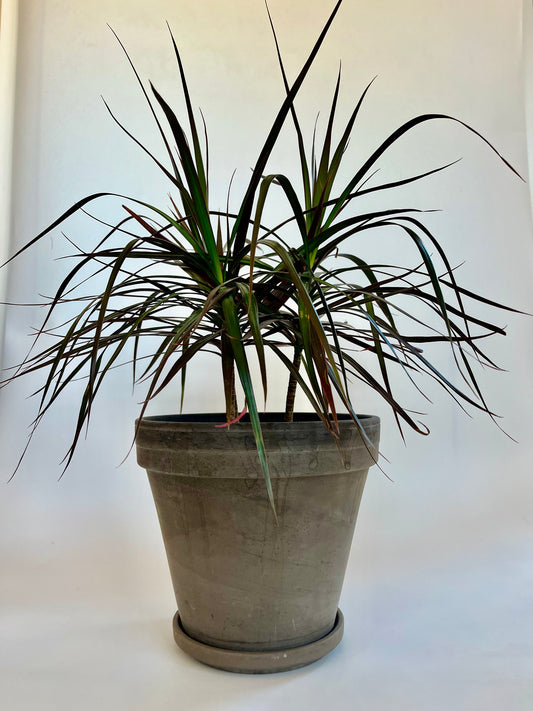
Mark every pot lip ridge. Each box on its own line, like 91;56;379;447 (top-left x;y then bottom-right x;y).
135;412;381;477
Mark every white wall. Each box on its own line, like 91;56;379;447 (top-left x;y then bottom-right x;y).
0;0;18;357
1;1;532;707
525;0;533;205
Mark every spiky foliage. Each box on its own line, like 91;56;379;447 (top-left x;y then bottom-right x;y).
1;0;522;513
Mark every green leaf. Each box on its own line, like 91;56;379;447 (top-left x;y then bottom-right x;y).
236;283;268;408
221;296;276;519
167;23;208;199
150;83;222;282
230;0;345;266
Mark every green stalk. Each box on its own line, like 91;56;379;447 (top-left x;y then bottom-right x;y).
284;343;302;422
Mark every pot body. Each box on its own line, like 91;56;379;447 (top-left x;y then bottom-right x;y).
136;413;380;666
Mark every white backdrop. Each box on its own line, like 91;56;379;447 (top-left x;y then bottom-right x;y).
1;1;532;709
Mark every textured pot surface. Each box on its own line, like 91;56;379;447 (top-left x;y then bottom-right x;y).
136;413;380;665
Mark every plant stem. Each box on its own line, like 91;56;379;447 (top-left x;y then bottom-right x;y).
221;333;238;422
284;343;302;422
230;369;238;421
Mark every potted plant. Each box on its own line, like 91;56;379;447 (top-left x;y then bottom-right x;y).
1;0;523;673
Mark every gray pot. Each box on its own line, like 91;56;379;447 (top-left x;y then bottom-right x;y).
135;413;380;673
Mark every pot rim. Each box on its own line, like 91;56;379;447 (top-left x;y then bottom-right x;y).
136;412;379;426
136;412;380;478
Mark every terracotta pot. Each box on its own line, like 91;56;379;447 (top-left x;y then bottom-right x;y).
136;413;380;673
